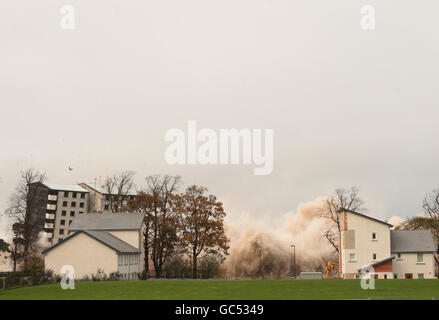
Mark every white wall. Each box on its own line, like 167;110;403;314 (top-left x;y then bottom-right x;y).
392;252;435;279
44;233;118;279
341;212;391;277
108;230;139;249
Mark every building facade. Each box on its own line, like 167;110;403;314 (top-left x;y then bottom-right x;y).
43;213;144;279
29;182;89;246
339;209;436;279
78;183;137;213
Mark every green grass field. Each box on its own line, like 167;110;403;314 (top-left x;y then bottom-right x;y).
1;279;438;300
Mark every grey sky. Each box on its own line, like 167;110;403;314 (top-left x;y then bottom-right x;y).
1;0;439;239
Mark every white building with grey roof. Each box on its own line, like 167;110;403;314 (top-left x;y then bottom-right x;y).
43;213;145;280
339;209;437;279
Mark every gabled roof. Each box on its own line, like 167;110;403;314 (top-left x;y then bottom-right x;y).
339;208;393;227
42;230;140;255
69;213;144;231
391;230;436;253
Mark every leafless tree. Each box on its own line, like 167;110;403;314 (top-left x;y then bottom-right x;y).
4;168;46;263
102;171;136;212
320;187;365;253
423;189;439;220
142;175;181;278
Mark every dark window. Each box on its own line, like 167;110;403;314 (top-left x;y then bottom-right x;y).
372;232;376;240
63;201;68;207
79;211;83;214
130;196;135;200
80;193;85;199
373;253;377;260
69;221;72;225
64;191;69;197
70;211;75;217
59;229;64;235
104;205;109;210
62;210;67;216
72;192;77;198
80;202;84;208
71;201;76;207
105;195;110;201
60;220;65;225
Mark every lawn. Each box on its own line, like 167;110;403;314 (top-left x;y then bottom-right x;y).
0;279;438;300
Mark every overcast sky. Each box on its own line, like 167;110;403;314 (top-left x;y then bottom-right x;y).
1;0;439;240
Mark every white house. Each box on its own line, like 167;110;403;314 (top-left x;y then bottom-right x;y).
43;213;145;280
339;209;436;279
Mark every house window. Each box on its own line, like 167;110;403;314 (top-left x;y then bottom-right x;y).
80;202;84;208
63;201;68;207
59;229;64;235
79;211;83;214
349;253;355;261
72;192;77;198
69;221;72;225
60;220;65;225
105;195;110;201
372;253;377;260
384;274;387;279
417;253;423;263
104;205;109;210
418;273;424;279
80;193;85;199
393;273;397;279
397;253;402;259
71;201;76;207
62;210;67;216
70;211;75;217
64;191;69;197
372;232;377;240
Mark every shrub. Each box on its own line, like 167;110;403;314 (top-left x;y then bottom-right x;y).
92;269;107;281
42;269;54;283
109;272;121;281
138;270;149;280
199;256;221;279
5;272;20;289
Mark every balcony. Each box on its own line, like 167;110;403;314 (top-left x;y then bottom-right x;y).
43;231;53;238
47;204;56;210
44;223;54;229
45;213;55;220
48;194;58;201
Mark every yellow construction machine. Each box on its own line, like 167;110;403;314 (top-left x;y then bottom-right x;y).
323;261;339;279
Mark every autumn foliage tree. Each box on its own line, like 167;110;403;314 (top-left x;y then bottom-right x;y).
127;175;182;278
126;192;155;275
173;185;229;279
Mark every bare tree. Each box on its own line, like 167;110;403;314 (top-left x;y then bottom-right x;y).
422;189;439;269
4;168;46;264
423;189;439;220
143;175;181;278
102;171;136;212
320;187;365;253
